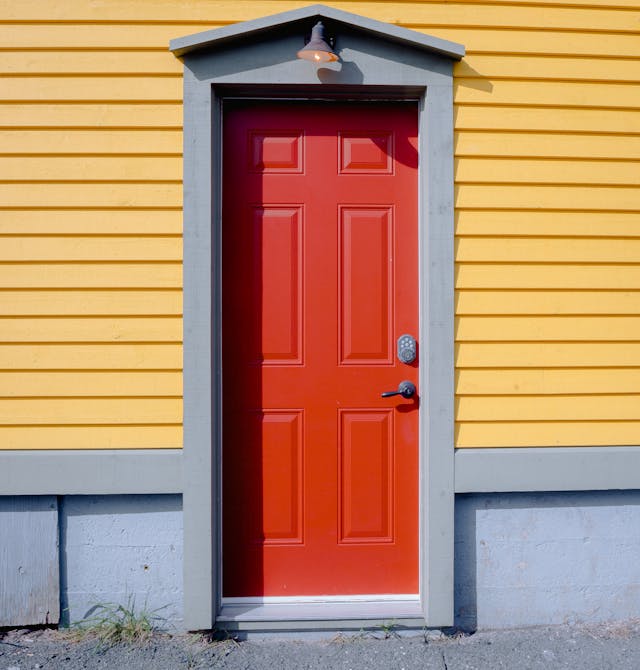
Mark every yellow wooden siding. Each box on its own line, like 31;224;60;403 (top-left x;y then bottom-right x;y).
455;108;640;135
0;426;182;450
456;292;640;316
0;317;181;342
1;158;182;181
0;398;182;424
445;1;640;448
0;291;181;316
0;212;182;235
0;0;638;449
0;265;182;288
457;343;640;367
1;372;181;397
457;264;640;290
0;3;186;449
0;344;182;369
0;105;182;129
1;130;182;153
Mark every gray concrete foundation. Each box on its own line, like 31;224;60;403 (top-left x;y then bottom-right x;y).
4;491;640;631
0;494;183;630
59;495;184;630
455;491;640;630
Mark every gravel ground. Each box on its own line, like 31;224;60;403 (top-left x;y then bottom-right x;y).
2;621;640;670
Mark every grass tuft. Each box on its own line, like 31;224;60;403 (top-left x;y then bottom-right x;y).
71;597;166;646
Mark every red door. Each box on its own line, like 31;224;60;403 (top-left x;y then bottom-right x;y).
222;101;418;597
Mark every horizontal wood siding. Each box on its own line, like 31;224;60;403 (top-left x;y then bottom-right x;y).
0;2;185;450
0;0;638;449
447;0;640;448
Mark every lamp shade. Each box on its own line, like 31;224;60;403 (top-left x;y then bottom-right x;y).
297;21;338;63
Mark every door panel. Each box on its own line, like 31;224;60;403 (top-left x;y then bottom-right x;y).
338;409;394;543
222;102;419;597
339;206;393;364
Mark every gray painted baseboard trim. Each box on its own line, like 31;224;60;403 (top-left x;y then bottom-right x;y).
454;446;640;493
6;446;637;496
0;450;183;495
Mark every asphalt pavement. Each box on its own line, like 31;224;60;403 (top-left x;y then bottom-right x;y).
2;620;640;669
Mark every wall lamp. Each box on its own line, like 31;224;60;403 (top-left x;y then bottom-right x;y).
297;21;338;63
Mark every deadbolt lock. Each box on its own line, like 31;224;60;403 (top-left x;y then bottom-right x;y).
397;334;417;364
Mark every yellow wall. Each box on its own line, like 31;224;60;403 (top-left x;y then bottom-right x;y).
0;0;638;449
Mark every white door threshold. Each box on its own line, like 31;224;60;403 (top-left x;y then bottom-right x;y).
217;595;424;629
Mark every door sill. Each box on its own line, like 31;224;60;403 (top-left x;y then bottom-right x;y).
217;595;423;629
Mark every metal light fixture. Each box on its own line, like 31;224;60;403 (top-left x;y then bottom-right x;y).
297;21;338;63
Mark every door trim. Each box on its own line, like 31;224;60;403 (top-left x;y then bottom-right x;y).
183;87;454;630
175;12;460;630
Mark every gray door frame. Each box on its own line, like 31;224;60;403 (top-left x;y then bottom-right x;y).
171;6;464;631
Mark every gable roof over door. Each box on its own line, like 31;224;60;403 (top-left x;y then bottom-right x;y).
169;4;464;60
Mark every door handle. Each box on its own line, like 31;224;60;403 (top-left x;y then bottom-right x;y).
381;380;416;399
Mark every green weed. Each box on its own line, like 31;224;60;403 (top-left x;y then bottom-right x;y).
71;597;166;646
379;619;400;639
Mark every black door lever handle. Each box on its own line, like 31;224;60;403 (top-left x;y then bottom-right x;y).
381;380;416;399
